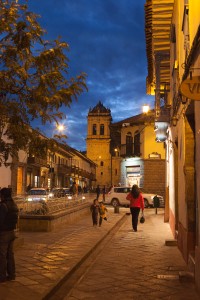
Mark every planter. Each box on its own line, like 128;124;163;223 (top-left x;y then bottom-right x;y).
19;202;90;232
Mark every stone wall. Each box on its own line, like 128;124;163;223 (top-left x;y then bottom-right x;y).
143;159;166;197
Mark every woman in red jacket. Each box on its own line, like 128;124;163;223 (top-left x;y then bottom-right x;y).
126;185;144;232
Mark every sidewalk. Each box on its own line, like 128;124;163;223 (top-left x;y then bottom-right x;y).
67;209;200;300
0;206;124;300
0;208;199;300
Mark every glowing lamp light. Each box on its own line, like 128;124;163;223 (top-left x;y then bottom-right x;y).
57;124;65;131
57;124;64;131
142;104;150;114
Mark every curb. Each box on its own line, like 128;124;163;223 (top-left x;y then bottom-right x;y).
42;213;128;300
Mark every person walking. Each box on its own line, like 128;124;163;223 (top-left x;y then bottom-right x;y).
72;181;78;199
98;201;108;227
0;188;19;283
102;185;106;202
126;185;144;232
96;185;100;200
90;199;99;226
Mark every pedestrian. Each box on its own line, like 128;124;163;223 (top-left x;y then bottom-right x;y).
96;185;100;200
72;181;78;198
99;201;108;227
126;184;144;232
90;199;99;226
102;185;106;202
0;188;19;283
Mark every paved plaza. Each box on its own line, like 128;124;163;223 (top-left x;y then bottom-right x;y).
0;207;199;300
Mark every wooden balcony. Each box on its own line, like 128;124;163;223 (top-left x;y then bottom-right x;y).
89;173;96;181
120;144;140;158
27;156;48;167
57;164;71;174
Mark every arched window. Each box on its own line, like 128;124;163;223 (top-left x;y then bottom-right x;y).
100;124;104;135
92;124;97;135
134;130;140;156
126;132;133;156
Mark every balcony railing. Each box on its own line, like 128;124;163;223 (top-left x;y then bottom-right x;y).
120;144;141;158
57;164;71;174
89;172;96;180
27;156;48;167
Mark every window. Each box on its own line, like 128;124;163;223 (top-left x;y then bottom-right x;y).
114;187;131;193
100;124;104;135
101;172;103;175
34;175;39;187
134;131;140;156
92;124;97;135
126;132;133;156
100;161;104;166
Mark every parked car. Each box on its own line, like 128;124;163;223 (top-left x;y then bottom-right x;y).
48;188;72;199
105;186;164;208
27;188;49;202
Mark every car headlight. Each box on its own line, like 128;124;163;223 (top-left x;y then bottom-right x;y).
67;195;72;200
49;193;53;197
27;197;33;202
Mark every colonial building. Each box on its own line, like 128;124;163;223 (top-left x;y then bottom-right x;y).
0;133;96;195
112;111;166;197
145;0;200;293
86;101;166;197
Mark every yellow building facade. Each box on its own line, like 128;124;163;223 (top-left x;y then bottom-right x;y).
86;101;113;188
145;0;200;294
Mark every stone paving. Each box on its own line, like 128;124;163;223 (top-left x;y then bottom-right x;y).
0;206;124;300
0;207;199;300
67;209;200;300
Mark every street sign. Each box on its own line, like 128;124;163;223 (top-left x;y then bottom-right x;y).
180;76;200;100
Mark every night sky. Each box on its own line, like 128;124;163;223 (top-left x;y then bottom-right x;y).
27;0;153;151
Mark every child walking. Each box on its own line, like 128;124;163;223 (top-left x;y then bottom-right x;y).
90;199;99;226
99;201;108;227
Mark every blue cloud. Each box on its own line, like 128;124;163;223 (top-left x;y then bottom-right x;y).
27;0;154;151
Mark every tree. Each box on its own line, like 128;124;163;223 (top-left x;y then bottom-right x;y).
0;0;87;165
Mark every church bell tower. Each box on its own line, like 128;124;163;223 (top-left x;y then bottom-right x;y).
86;101;112;188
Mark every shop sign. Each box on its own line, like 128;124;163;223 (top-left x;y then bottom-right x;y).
180;76;200;100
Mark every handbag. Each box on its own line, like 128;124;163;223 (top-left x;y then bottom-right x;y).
140;213;145;223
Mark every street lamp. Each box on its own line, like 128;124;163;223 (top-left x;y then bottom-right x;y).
142;104;150;114
53;123;67;140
